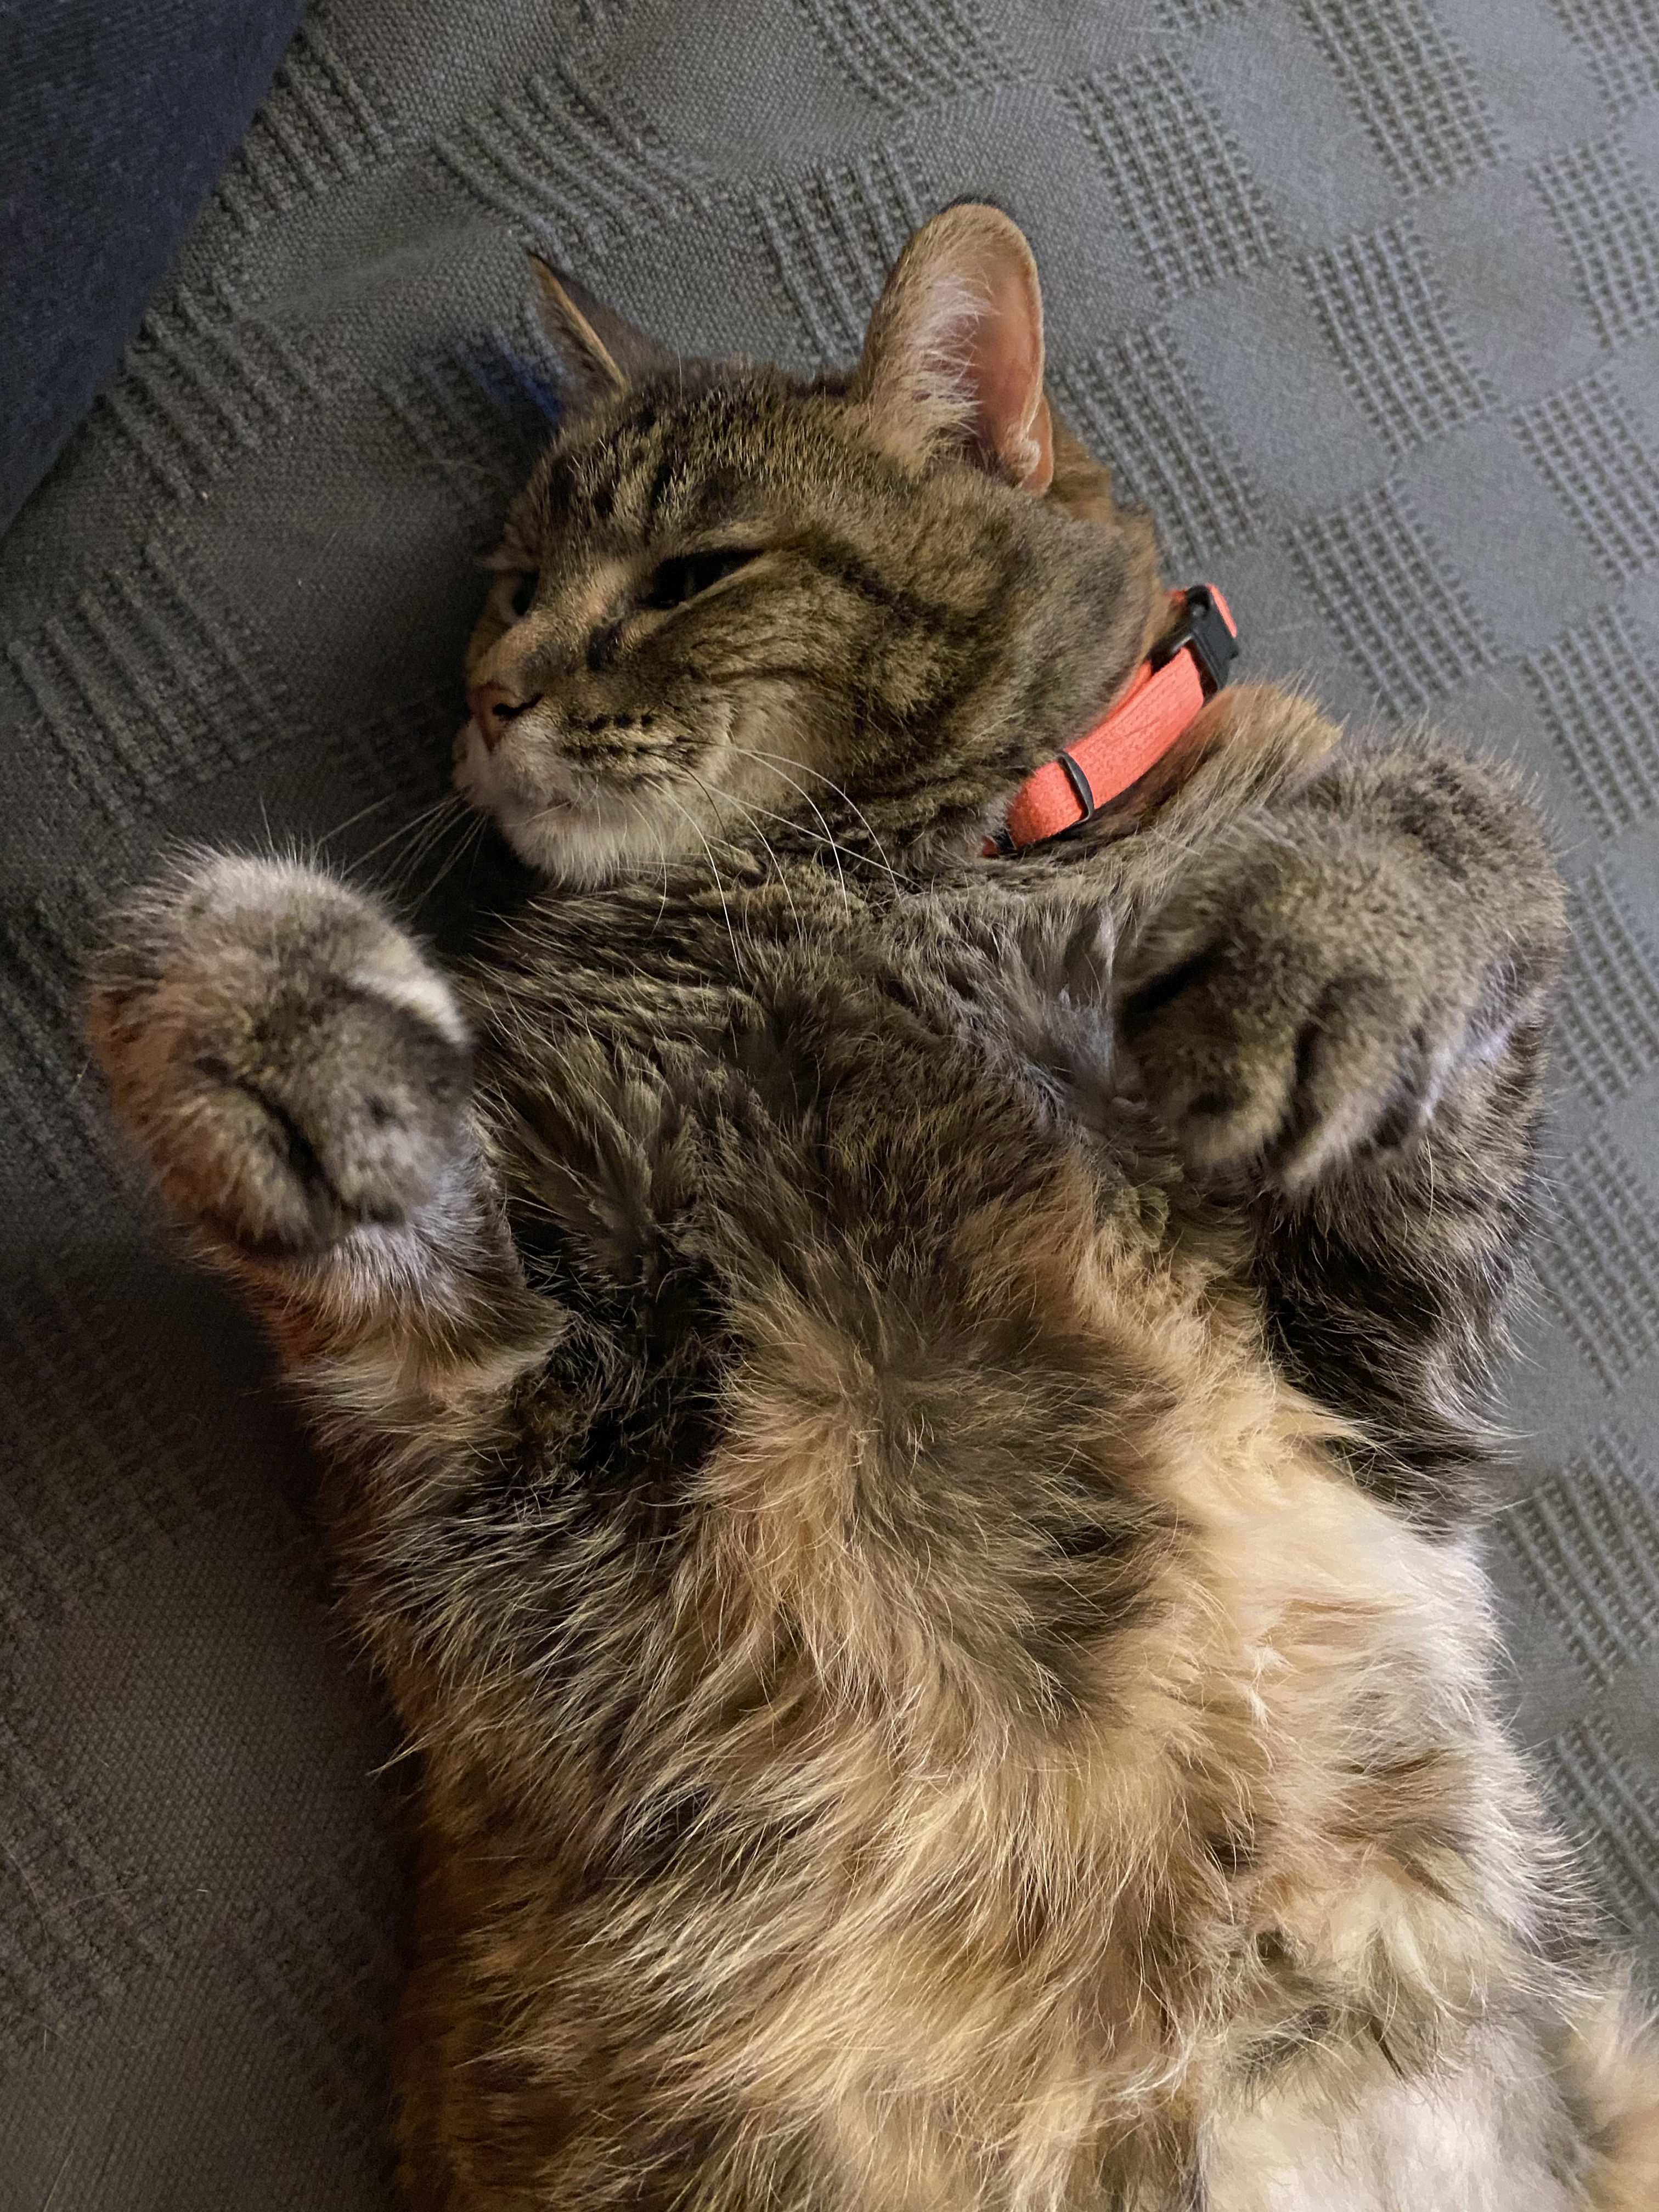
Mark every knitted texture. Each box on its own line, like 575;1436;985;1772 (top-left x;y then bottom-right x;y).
3;2;1658;2200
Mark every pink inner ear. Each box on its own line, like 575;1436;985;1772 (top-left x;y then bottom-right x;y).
961;252;1053;493
859;204;1056;492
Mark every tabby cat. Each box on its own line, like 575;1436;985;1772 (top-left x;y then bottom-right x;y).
87;205;1659;2208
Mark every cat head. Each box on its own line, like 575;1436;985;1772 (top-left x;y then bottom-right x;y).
458;204;1161;883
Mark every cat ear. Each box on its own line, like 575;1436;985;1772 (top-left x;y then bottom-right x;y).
855;203;1054;494
527;256;674;409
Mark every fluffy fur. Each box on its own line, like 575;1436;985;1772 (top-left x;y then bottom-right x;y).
87;205;1659;2208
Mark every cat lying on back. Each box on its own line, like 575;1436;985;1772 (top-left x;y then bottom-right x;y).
88;204;1659;2209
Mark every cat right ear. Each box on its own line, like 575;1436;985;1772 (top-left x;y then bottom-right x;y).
527;256;674;409
854;203;1054;494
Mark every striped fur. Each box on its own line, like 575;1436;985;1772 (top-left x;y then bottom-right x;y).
86;208;1659;2207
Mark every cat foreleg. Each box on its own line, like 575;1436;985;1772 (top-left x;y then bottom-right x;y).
1112;735;1566;1523
86;854;553;1385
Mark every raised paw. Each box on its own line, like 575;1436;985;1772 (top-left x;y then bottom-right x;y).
1115;822;1544;1197
87;854;472;1251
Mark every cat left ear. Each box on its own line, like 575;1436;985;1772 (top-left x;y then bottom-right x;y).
855;203;1054;495
527;256;675;410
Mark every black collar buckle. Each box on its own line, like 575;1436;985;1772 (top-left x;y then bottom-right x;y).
1150;584;1239;697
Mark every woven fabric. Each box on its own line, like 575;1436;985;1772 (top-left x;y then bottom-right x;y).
3;3;1658;2200
0;0;309;528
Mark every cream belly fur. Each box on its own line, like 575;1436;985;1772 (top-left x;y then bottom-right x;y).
674;1228;1565;2209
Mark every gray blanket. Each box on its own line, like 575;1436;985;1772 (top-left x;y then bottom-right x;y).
3;2;1657;2202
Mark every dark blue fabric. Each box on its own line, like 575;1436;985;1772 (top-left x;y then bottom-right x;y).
0;0;306;531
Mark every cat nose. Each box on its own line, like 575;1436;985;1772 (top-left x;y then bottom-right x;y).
467;684;537;752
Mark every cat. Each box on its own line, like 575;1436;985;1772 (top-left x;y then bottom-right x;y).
86;203;1659;2209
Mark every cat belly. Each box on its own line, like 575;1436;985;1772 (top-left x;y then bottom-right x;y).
301;931;1648;2209
334;1219;1612;2210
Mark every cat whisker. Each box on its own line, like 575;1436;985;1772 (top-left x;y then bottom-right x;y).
380;797;472;899
315;791;398;850
384;827;461;904
742;814;803;934
706;783;885;900
730;745;907;889
663;791;743;972
724;747;849;913
385;805;458;871
351;793;464;877
419;809;490;906
682;769;802;935
650;823;672;938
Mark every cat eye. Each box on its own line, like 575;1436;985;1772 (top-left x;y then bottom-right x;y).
509;570;539;619
640;549;759;612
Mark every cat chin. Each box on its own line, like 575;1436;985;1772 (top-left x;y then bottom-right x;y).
494;804;654;885
451;716;633;883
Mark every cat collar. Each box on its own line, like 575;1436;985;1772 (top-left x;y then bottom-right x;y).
984;584;1238;855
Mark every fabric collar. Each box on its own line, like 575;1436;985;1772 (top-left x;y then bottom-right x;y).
984;584;1238;855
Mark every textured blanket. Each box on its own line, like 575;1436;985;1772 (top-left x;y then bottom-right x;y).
3;2;1657;2202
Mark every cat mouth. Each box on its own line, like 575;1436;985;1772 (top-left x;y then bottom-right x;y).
455;712;582;812
453;708;691;877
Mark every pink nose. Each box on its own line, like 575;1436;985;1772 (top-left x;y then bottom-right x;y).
467;684;534;752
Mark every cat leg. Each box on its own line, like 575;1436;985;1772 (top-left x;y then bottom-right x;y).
86;853;554;1390
892;691;1347;1137
1113;731;1566;1525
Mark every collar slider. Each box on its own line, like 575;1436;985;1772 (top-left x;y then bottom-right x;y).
1056;748;1096;818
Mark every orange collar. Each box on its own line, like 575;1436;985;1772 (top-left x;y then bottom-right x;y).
984;584;1237;855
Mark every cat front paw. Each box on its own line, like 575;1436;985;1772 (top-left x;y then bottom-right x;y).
1115;830;1537;1197
87;855;472;1250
